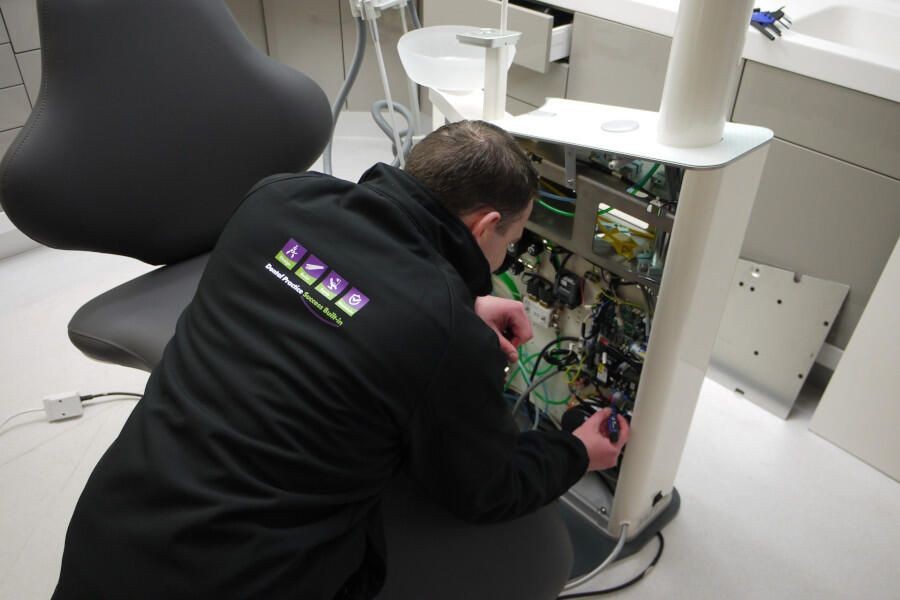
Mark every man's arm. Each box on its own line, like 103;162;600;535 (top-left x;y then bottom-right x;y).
404;297;592;524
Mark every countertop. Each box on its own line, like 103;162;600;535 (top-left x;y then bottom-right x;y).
546;0;900;103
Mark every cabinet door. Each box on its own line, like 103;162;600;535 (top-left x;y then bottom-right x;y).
508;63;567;109
734;61;900;181
263;0;345;104
340;2;412;113
741;139;900;349
810;237;900;482
422;0;562;73
567;14;670;111
225;0;268;54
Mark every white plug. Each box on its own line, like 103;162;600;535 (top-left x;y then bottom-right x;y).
42;392;84;422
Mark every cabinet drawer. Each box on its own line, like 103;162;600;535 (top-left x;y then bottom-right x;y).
734;61;900;180
508;62;567;108
567;14;671;111
742;139;900;348
423;0;572;74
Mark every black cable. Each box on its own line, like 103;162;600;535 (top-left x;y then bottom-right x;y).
80;392;143;401
529;337;581;383
557;532;665;599
553;252;574;296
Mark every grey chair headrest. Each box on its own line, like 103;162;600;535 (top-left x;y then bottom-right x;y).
0;0;332;265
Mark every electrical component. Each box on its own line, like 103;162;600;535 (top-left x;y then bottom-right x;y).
42;391;83;422
524;273;555;305
556;271;582;308
524;297;556;328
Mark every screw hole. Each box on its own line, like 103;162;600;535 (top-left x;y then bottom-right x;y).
777;299;782;304
823;321;829;326
797;374;804;379
739;281;744;287
753;350;759;356
750;287;755;292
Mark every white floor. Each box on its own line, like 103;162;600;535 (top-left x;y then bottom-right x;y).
2;119;899;599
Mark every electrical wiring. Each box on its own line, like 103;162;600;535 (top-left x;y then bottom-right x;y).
557;532;665;598
80;392;143;401
518;357;553;407
597;288;644;312
539;177;570;198
510;368;567;417
506;349;562;407
495;272;522;300
530;337;581;383
1;392;142;436
626;162;660;196
0;408;46;433
539;190;576;204
563;523;630;590
537;199;576;218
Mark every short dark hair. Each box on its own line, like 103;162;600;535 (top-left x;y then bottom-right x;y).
405;120;538;231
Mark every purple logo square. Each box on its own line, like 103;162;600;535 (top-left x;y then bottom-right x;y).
276;238;306;269
336;287;370;316
315;271;350;300
296;254;328;284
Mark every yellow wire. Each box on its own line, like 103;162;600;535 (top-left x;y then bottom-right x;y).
540;179;567;197
598;288;645;311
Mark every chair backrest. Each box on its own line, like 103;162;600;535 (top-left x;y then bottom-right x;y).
0;0;332;265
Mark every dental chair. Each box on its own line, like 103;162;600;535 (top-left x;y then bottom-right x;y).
0;0;332;370
0;1;572;597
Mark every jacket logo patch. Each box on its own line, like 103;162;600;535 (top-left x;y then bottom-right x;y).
335;289;369;316
268;239;372;326
275;238;305;270
295;255;328;285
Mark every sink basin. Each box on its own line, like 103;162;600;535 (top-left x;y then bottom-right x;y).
398;25;516;92
791;5;900;63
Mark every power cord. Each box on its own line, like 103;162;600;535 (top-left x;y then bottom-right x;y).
557;532;665;598
0;391;142;435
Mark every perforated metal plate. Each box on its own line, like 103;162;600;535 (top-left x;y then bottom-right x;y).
709;259;849;418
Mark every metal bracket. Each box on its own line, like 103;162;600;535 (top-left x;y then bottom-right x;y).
456;28;522;48
564;145;577;189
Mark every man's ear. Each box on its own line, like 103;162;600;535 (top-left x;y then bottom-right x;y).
467;210;503;240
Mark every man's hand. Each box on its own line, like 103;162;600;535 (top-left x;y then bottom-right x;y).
474;296;533;363
572;408;630;472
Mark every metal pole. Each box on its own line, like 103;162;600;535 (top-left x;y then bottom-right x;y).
609;0;762;537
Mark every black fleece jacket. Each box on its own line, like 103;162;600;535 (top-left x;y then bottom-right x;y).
52;164;588;600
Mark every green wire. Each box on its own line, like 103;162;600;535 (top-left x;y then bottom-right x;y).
628;162;660;196
495;272;521;301
537;199;575;218
538;202;621;220
505;347;570;405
